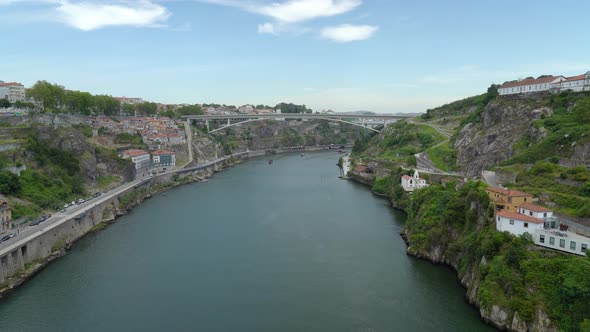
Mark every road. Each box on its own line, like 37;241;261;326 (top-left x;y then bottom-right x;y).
0;178;146;256
181;121;193;168
0;152;246;257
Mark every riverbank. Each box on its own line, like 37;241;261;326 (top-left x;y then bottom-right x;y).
345;172;558;332
0;156;243;300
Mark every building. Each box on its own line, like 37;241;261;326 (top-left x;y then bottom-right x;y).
495;210;544;236
0;81;26;103
518;202;554;219
557;72;590;92
498;76;565;96
121;149;151;174
151;150;176;169
401;170;428;192
485;187;534;213
533;229;589;256
1;202;11;232
115;96;145;105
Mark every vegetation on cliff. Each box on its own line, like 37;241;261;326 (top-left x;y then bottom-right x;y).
366;166;590;330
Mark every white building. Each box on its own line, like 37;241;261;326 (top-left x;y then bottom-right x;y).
495;210;545;236
518;203;554;219
557;72;590;92
498;76;565;96
0;81;26;103
121;149;151;173
401;170;428;192
533;229;589;256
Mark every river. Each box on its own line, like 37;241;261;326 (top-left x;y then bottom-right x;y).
0;151;494;331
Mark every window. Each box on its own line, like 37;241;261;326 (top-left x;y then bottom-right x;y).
582;244;588;253
543;213;547;217
550;237;555;245
524;222;528;228
529;212;533;216
570;241;576;250
540;235;545;243
509;219;514;225
497;216;500;221
524;198;527;202
560;239;565;248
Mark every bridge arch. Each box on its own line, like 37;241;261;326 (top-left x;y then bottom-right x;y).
206;117;381;134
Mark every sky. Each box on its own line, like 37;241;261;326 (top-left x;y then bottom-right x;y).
1;0;589;113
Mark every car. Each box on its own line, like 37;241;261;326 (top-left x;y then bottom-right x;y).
93;192;102;198
59;208;66;213
64;203;69;208
9;233;16;238
71;201;76;205
30;219;41;226
1;235;11;242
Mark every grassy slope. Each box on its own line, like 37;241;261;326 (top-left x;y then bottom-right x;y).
352;121;447;166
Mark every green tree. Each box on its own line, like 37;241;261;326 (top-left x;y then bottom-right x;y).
0;171;22;195
26;80;66;112
177;104;203;116
65;90;93;115
0;98;10;108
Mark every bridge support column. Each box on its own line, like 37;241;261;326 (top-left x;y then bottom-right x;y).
227;118;231;126
205;120;210;132
361;118;365;126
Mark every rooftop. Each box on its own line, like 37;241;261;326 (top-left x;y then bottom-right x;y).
497;210;544;224
151;150;175;155
519;202;552;213
123;149;149;157
499;76;561;89
486;187;533;197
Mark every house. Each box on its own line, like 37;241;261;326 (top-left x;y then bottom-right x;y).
0;81;26;103
498;76;565;96
495;210;544;236
557;72;590;92
401;170;428;192
518;202;553;219
533;229;590;256
151;150;176;169
1;201;11;231
485;187;534;213
121;149;151;174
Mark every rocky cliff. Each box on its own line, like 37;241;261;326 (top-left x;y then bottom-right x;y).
454;98;552;176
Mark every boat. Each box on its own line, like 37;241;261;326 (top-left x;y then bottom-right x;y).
300;153;305;157
268;159;273;165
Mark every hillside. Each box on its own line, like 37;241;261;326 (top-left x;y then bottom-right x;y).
365;169;590;331
0;122;134;220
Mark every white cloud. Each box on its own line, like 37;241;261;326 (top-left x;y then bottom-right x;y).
320;24;377;42
55;0;170;31
257;22;276;35
205;0;361;23
255;0;361;23
204;0;366;37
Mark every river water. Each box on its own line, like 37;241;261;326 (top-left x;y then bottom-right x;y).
0;151;494;331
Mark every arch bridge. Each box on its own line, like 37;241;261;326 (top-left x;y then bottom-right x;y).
183;113;412;133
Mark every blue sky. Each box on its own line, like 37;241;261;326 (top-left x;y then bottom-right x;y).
1;0;589;113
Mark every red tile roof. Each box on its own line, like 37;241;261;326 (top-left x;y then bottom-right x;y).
123;149;149;157
402;175;411;180
486;187;533;197
562;74;586;82
0;82;23;87
151;150;175;155
496;210;544;224
499;76;561;89
519;203;552;213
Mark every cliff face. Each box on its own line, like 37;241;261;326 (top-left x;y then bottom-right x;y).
454;99;552;176
211;120;357;152
32;126;135;184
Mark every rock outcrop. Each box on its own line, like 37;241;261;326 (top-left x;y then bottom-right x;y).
454;99;553;176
